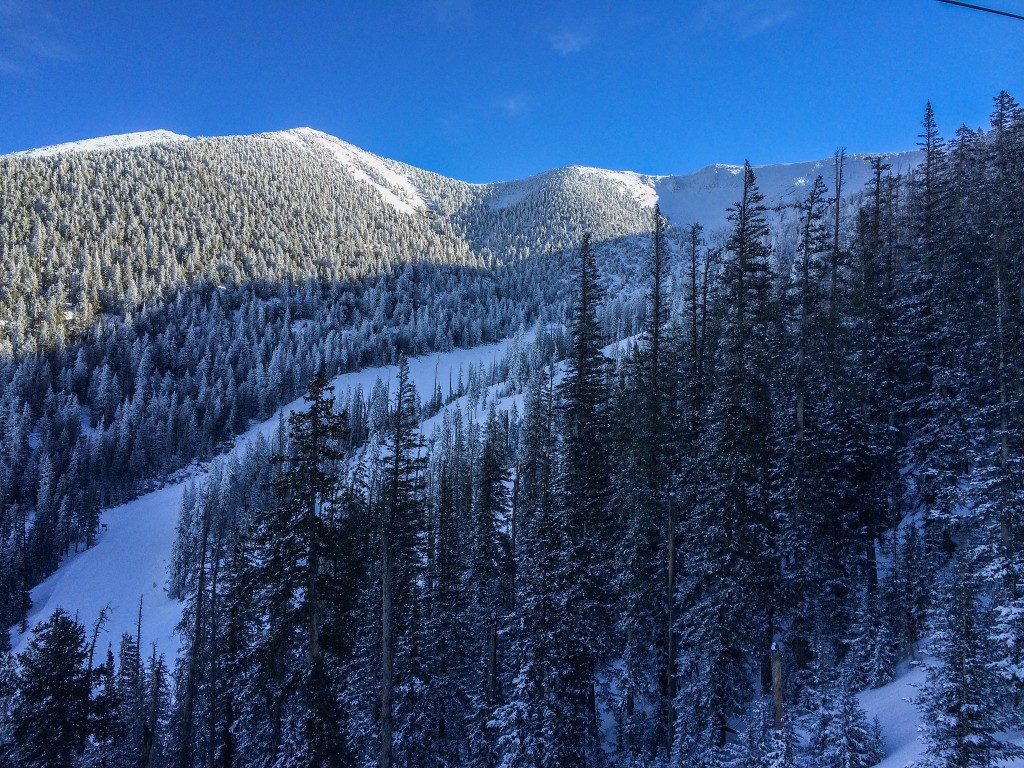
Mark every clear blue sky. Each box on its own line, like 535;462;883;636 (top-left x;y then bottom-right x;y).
1;0;1022;182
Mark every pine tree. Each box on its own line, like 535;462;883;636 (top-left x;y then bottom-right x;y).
12;608;91;768
498;367;590;768
233;373;354;767
556;231;614;761
808;684;884;768
773;172;867;669
0;651;17;764
381;357;427;768
140;646;172;768
83;646;126;767
902;102;965;560
917;562;1023;768
467;405;513;768
611;205;688;762
116;628;147;767
676;161;777;754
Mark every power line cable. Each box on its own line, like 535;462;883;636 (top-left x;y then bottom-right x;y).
934;0;1024;21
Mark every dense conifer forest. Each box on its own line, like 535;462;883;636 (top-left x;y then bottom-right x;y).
2;94;1023;766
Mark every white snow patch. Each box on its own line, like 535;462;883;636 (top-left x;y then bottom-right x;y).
858;657;1024;768
487;185;532;210
580;167;659;208
10;130;190;158
286;127;427;216
859;659;928;768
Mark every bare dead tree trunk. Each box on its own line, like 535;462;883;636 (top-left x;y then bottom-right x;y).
771;643;784;731
831;147;846;317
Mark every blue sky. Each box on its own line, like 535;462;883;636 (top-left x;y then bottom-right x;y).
1;0;1022;182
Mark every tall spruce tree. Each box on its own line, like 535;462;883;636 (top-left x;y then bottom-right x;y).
613;205;683;761
498;366;590;768
675;161;777;757
381;358;428;768
773;173;875;672
917;562;1023;768
467;404;513;768
233;374;354;767
13;608;91;768
556;231;614;761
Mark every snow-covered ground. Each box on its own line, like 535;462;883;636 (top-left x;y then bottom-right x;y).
11;130;190;157
857;656;1024;768
8;334;529;662
859;659;929;767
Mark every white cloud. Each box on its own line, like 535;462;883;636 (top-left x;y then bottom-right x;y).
497;95;527;117
693;0;796;39
0;0;73;74
548;29;590;55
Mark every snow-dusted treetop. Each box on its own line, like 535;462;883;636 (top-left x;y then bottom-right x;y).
10;129;191;158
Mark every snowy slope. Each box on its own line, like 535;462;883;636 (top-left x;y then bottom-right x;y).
279;128;428;216
859;657;1024;767
859;659;929;767
8;335;529;662
476;151;920;243
653;153;921;235
11;130;190;157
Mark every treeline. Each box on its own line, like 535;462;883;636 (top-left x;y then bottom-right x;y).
3;92;1024;767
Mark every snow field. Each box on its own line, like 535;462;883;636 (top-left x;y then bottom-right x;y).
9;334;530;662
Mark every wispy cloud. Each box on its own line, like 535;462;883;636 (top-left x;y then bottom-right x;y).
496;95;527;117
17;31;73;61
693;0;796;39
0;0;74;73
428;0;474;26
548;28;590;56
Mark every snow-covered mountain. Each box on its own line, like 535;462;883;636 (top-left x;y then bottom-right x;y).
0;125;919;367
4;126;919;239
14;122;1024;768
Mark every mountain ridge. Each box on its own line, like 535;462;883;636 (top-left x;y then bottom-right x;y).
4;126;920;227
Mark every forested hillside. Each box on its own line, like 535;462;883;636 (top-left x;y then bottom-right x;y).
3;93;1022;767
0;121;911;636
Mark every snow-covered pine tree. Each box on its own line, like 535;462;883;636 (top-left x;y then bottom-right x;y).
772;172;870;675
612;205;684;762
466;404;513;768
916;561;1023;768
381;358;428;768
556;231;615;762
497;366;589;768
232;374;354;767
675;161;777;756
81;646;125;768
807;683;884;768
